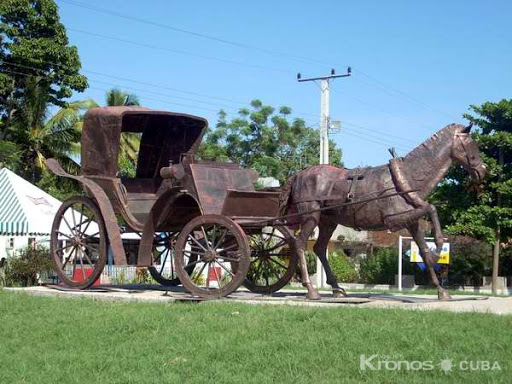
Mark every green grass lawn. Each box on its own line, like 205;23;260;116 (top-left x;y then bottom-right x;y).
0;291;510;384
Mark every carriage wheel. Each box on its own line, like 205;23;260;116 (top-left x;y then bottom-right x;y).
148;232;198;286
50;196;107;289
243;226;298;294
174;215;250;298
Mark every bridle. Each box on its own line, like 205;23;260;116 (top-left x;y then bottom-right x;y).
454;133;483;170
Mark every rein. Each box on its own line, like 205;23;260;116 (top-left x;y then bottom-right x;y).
250;189;420;226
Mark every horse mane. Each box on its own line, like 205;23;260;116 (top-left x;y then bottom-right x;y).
404;124;463;160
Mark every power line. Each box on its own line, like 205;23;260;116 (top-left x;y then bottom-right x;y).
58;0;460;124
0;65;415;151
341;120;417;145
330;84;435;133
340;130;409;152
353;68;459;121
58;0;348;68
67;27;293;75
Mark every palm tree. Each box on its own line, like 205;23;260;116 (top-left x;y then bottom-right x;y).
105;88;140;107
105;88;141;175
9;76;96;182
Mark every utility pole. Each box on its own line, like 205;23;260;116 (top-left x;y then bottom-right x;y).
297;67;351;288
297;67;351;166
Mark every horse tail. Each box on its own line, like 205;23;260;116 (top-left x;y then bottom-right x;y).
278;174;296;217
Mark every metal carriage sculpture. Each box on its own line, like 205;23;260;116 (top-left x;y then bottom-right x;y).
48;106;487;301
48;106;298;298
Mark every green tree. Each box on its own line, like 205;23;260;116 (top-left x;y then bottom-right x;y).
198;99;343;184
0;0;87;137
105;88;141;176
433;99;512;293
105;88;139;107
0;139;20;170
8;75;94;182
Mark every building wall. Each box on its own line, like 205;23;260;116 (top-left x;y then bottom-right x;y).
0;235;50;259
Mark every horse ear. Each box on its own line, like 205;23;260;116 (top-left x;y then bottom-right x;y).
462;123;473;134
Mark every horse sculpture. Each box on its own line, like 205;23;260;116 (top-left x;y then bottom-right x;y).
279;123;487;300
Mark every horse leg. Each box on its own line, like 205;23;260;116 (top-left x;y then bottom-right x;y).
408;221;451;300
427;204;444;252
295;211;321;301
314;215;346;298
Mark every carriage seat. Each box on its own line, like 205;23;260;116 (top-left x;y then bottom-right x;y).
120;178;162;224
121;178;162;195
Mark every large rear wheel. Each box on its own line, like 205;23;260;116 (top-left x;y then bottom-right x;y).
174;215;250;298
50;196;107;289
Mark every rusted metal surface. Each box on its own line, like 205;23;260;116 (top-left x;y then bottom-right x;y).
280;123;487;301
46;158;127;265
50;196;108;289
81;107;207;178
221;190;280;219
190;163;257;214
174;214;251;298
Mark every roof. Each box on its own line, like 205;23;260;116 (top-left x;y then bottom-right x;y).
0;168;62;235
81;106;208;178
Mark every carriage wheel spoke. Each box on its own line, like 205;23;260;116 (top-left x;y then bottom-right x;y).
62;216;75;236
185;258;203;269
62;246;77;270
220;243;238;252
215;260;235;278
160;249;170;274
83;232;100;240
200;226;211;250
82;243;99;254
80;246;95;266
269;257;288;270
182;249;206;256
80;218;93;237
188;235;207;252
55;242;74;254
77;247;86;280
71;208;78;235
57;231;74;240
210;225;217;250
78;204;84;233
264;241;287;253
214;229;227;250
216;255;240;263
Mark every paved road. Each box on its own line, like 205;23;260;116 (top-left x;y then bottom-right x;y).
4;285;512;315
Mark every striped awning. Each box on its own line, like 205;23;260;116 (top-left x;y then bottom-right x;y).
0;168;62;236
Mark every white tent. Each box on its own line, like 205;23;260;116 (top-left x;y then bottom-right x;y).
0;168;62;236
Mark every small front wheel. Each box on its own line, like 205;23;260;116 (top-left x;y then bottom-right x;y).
244;226;298;294
174;215;250;298
50;196;107;289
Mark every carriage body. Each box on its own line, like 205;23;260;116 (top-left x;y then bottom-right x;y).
48;107;296;296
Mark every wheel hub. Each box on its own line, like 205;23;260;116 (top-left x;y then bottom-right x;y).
204;249;217;262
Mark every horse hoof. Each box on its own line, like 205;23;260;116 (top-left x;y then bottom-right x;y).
332;289;347;298
306;290;322;300
438;290;451;301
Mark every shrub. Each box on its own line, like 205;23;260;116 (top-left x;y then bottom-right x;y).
5;246;54;287
359;247;409;284
449;240;492;285
134;267;151;284
329;251;356;283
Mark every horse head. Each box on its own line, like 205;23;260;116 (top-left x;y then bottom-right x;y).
451;124;487;184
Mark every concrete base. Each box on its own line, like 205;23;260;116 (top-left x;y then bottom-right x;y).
3;285;512;314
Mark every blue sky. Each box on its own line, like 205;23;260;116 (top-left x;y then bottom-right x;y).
57;0;512;168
